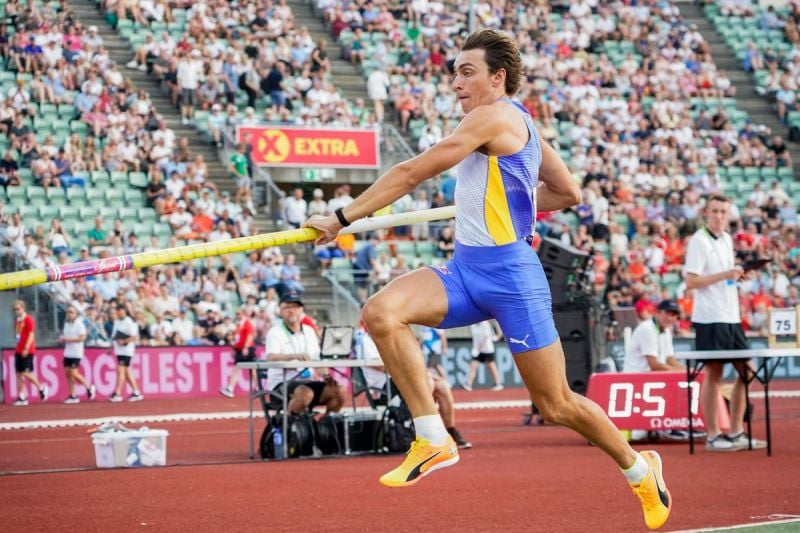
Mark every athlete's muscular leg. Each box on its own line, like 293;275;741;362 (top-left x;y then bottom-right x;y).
515;341;638;469
362;268;448;419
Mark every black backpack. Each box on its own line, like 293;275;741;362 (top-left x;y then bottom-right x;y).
378;403;416;454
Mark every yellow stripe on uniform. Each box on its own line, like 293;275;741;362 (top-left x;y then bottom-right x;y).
484;156;516;245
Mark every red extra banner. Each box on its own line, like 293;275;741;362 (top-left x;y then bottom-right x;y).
237;126;380;168
586;372;708;431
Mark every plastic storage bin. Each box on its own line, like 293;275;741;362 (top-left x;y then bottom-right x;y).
91;429;169;468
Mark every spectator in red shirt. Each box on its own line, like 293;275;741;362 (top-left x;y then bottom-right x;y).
12;300;48;406
220;307;256;398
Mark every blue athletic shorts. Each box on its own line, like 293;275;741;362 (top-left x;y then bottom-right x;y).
428;239;558;354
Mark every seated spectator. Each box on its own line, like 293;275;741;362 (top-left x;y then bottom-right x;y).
264;291;346;414
87;216;108;253
47;218;72;256
0;150;20;200
169;200;194;239
31;151;60;191
278;253;304;295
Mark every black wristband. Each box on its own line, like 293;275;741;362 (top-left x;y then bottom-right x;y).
334;207;351;227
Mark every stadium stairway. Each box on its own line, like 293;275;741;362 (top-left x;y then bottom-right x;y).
286;0;372;106
62;0;335;325
67;0;234;200
680;1;800;177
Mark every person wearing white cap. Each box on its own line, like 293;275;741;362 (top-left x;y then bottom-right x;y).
84;26;103;54
168;200;193;238
307;188;328;217
177;50;204;125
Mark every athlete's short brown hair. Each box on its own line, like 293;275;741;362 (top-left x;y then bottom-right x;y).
462;29;522;96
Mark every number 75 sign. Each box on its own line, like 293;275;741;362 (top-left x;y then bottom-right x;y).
586;372;707;431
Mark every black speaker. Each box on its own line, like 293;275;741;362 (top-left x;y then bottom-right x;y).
561;338;591;395
553;309;589;341
553;308;591;394
539;238;590;270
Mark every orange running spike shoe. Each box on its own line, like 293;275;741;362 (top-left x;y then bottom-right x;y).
379;436;460;488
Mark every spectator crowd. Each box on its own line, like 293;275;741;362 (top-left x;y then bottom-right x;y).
4;0;800;347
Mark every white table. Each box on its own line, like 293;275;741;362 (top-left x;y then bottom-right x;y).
237;358;389;459
676;348;800;455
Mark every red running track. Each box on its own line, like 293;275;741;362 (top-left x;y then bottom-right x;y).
1;385;799;532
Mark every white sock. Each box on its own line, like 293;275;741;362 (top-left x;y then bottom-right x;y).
413;415;448;446
622;453;649;485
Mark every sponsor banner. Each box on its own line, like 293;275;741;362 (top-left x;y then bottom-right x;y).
587;372;708;430
1;346;266;403
238;126;380;168
1;342;525;403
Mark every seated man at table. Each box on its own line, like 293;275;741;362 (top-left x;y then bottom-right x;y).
624;299;694;441
264;291;346;415
355;321;472;449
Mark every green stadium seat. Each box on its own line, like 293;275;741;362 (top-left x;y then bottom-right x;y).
105;189;125;208
778;167;793;179
743;167;760;180
109;171;128;184
118;207;138;224
79;206;96;221
7;187;26;205
38;205;59;221
72;221;88;238
152;223;172;237
128;172;148;188
727;167;744;181
416;241;435;256
66;187;87;205
760;167;777;181
395;241;416;255
18;167;32;182
99;207;119;221
124;188;144;204
18;205;39;220
134;223;153;237
138;208;157;223
57;104;77;119
59;205;80;223
27;186;46;204
92;170;111;187
86;189;105;204
69;120;88;135
46;187;67;206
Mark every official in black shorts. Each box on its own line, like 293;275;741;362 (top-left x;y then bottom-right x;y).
15;352;35;373
234;346;257;364
693;322;749;364
684;194;764;451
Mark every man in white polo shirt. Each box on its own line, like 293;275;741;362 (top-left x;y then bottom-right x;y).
624;300;684;374
684;194;764;451
624;300;689;442
264;291;345;414
60;306;96;404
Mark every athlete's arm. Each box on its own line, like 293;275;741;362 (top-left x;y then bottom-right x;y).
536;139;581;212
303;106;506;244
